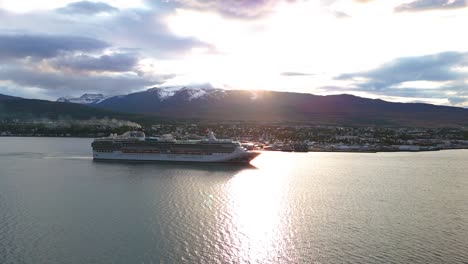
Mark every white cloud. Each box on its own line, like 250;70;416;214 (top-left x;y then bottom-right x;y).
1;0;468;106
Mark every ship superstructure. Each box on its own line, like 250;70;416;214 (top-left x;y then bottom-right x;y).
91;131;260;163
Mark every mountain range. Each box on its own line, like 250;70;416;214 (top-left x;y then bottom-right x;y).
59;86;468;127
1;86;467;127
0;93;125;120
57;94;106;104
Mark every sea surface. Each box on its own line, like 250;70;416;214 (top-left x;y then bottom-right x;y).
0;137;467;264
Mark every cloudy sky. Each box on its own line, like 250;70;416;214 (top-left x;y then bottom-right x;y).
0;0;467;106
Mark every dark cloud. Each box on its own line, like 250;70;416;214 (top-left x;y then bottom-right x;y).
395;0;467;12
0;34;108;59
56;1;118;15
448;97;468;105
337;51;468;90
51;53;139;73
0;7;214;58
107;10;215;57
281;72;315;76
0;7;200;98
0;65;173;96
334;51;468;105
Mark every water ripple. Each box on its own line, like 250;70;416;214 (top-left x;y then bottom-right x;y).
1;140;468;264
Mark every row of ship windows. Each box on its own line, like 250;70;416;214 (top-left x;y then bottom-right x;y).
95;147;233;151
95;149;227;155
94;146;233;149
122;150;205;154
94;144;234;149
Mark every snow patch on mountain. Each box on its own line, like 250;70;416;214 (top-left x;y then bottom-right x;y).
151;87;178;100
57;94;105;104
147;84;221;101
95;95;118;104
250;91;258;101
186;88;207;100
57;84;226;105
56;96;73;102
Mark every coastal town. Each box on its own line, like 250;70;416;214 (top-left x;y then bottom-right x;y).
1;119;467;153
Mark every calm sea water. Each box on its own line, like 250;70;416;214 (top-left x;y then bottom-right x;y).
0;137;467;264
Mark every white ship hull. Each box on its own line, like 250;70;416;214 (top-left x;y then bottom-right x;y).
93;148;259;163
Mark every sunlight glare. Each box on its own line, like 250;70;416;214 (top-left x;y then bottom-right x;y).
222;152;293;262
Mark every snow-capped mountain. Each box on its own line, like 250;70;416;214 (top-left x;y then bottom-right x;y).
146;86;223;101
89;85;262;118
53;85;468;127
56;85;226;105
57;94;106;104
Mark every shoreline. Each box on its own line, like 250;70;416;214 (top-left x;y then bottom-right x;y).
262;148;468;154
2;135;467;153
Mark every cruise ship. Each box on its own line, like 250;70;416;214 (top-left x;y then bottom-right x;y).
91;131;260;163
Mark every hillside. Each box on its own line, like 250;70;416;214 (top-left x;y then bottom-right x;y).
0;94;128;120
89;87;468;127
4;87;468;128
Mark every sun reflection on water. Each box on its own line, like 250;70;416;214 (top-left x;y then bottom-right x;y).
222;152;295;263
